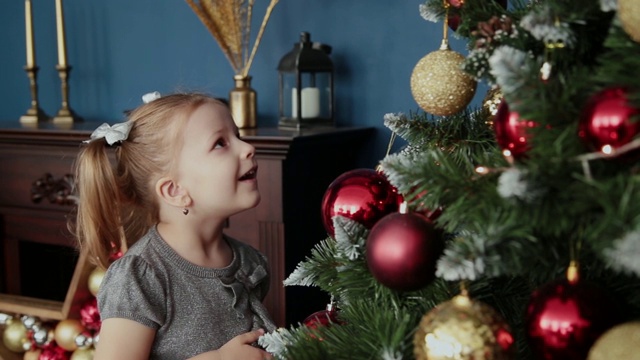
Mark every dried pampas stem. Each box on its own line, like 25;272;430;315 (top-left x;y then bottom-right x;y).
185;0;279;76
242;0;279;77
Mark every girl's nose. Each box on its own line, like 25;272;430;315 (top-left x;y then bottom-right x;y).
242;140;255;159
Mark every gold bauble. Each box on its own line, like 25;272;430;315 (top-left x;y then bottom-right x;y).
410;48;477;116
414;294;514;360
54;319;85;352
619;0;640;43
2;321;28;353
23;349;42;360
482;87;503;128
88;267;106;296
587;321;640;360
71;347;95;360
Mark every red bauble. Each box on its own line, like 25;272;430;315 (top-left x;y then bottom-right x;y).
366;212;443;291
303;303;343;340
448;15;461;31
39;342;70;360
525;278;621;360
303;304;341;330
321;169;402;237
79;297;101;332
494;100;537;159
578;87;640;154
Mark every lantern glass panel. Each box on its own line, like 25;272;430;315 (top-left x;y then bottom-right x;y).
283;72;331;120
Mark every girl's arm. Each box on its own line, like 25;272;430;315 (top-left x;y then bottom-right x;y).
95;319;271;360
93;318;155;360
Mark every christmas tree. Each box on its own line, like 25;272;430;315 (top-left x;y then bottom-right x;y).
259;0;640;359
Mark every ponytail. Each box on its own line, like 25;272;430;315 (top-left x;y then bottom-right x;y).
74;140;126;268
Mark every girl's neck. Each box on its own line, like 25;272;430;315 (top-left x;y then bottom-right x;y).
156;219;232;269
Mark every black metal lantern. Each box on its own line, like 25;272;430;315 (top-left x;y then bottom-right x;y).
278;32;334;129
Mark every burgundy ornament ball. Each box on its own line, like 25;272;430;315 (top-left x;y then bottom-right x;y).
79;297;101;332
303;303;341;330
366;211;443;291
579;87;640;155
39;342;70;360
303;303;343;340
494;100;537;159
321;169;402;238
525;278;621;360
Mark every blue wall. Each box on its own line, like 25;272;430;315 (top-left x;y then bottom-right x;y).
0;1;480;165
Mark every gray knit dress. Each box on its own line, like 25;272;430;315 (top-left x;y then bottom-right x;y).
97;225;277;359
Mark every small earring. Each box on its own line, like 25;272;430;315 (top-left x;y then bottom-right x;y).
182;208;189;215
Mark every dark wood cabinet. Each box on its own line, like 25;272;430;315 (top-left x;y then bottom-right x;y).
0;123;373;345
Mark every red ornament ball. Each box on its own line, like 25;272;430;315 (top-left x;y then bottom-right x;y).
321;169;402;237
366;211;443;291
448;15;461;31
39;342;70;360
578;87;640;154
525;278;621;360
303;303;343;340
303;304;341;330
494;100;537;159
79;297;101;332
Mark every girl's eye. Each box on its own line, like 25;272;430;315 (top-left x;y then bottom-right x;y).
213;138;227;149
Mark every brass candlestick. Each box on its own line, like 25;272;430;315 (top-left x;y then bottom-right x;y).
20;65;49;124
53;64;80;124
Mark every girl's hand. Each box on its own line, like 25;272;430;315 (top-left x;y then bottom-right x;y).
217;329;273;360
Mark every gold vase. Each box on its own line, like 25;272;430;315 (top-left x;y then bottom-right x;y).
229;75;257;129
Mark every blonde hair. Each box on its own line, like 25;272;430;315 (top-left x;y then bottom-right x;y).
73;93;221;268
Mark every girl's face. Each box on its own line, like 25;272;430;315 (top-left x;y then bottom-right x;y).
175;101;259;219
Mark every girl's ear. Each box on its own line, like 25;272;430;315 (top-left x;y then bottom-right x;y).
155;177;191;208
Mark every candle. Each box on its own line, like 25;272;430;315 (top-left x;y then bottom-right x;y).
291;87;320;118
25;0;35;68
55;0;67;67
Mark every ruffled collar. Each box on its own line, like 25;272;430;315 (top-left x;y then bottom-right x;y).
147;226;274;331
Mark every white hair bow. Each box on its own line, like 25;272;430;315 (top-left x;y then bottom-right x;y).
142;91;161;104
83;122;133;145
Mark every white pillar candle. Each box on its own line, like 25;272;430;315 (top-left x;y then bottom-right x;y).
55;0;67;67
25;0;36;68
292;87;320;119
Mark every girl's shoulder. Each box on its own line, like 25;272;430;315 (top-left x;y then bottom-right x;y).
102;228;169;290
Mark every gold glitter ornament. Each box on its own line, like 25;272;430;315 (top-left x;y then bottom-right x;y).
619;0;640;43
410;47;477;116
482;87;503;128
587;321;640;360
413;293;515;360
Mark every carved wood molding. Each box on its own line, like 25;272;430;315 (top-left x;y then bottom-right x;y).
30;173;78;206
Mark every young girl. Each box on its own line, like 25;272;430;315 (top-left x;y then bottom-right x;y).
74;92;276;359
